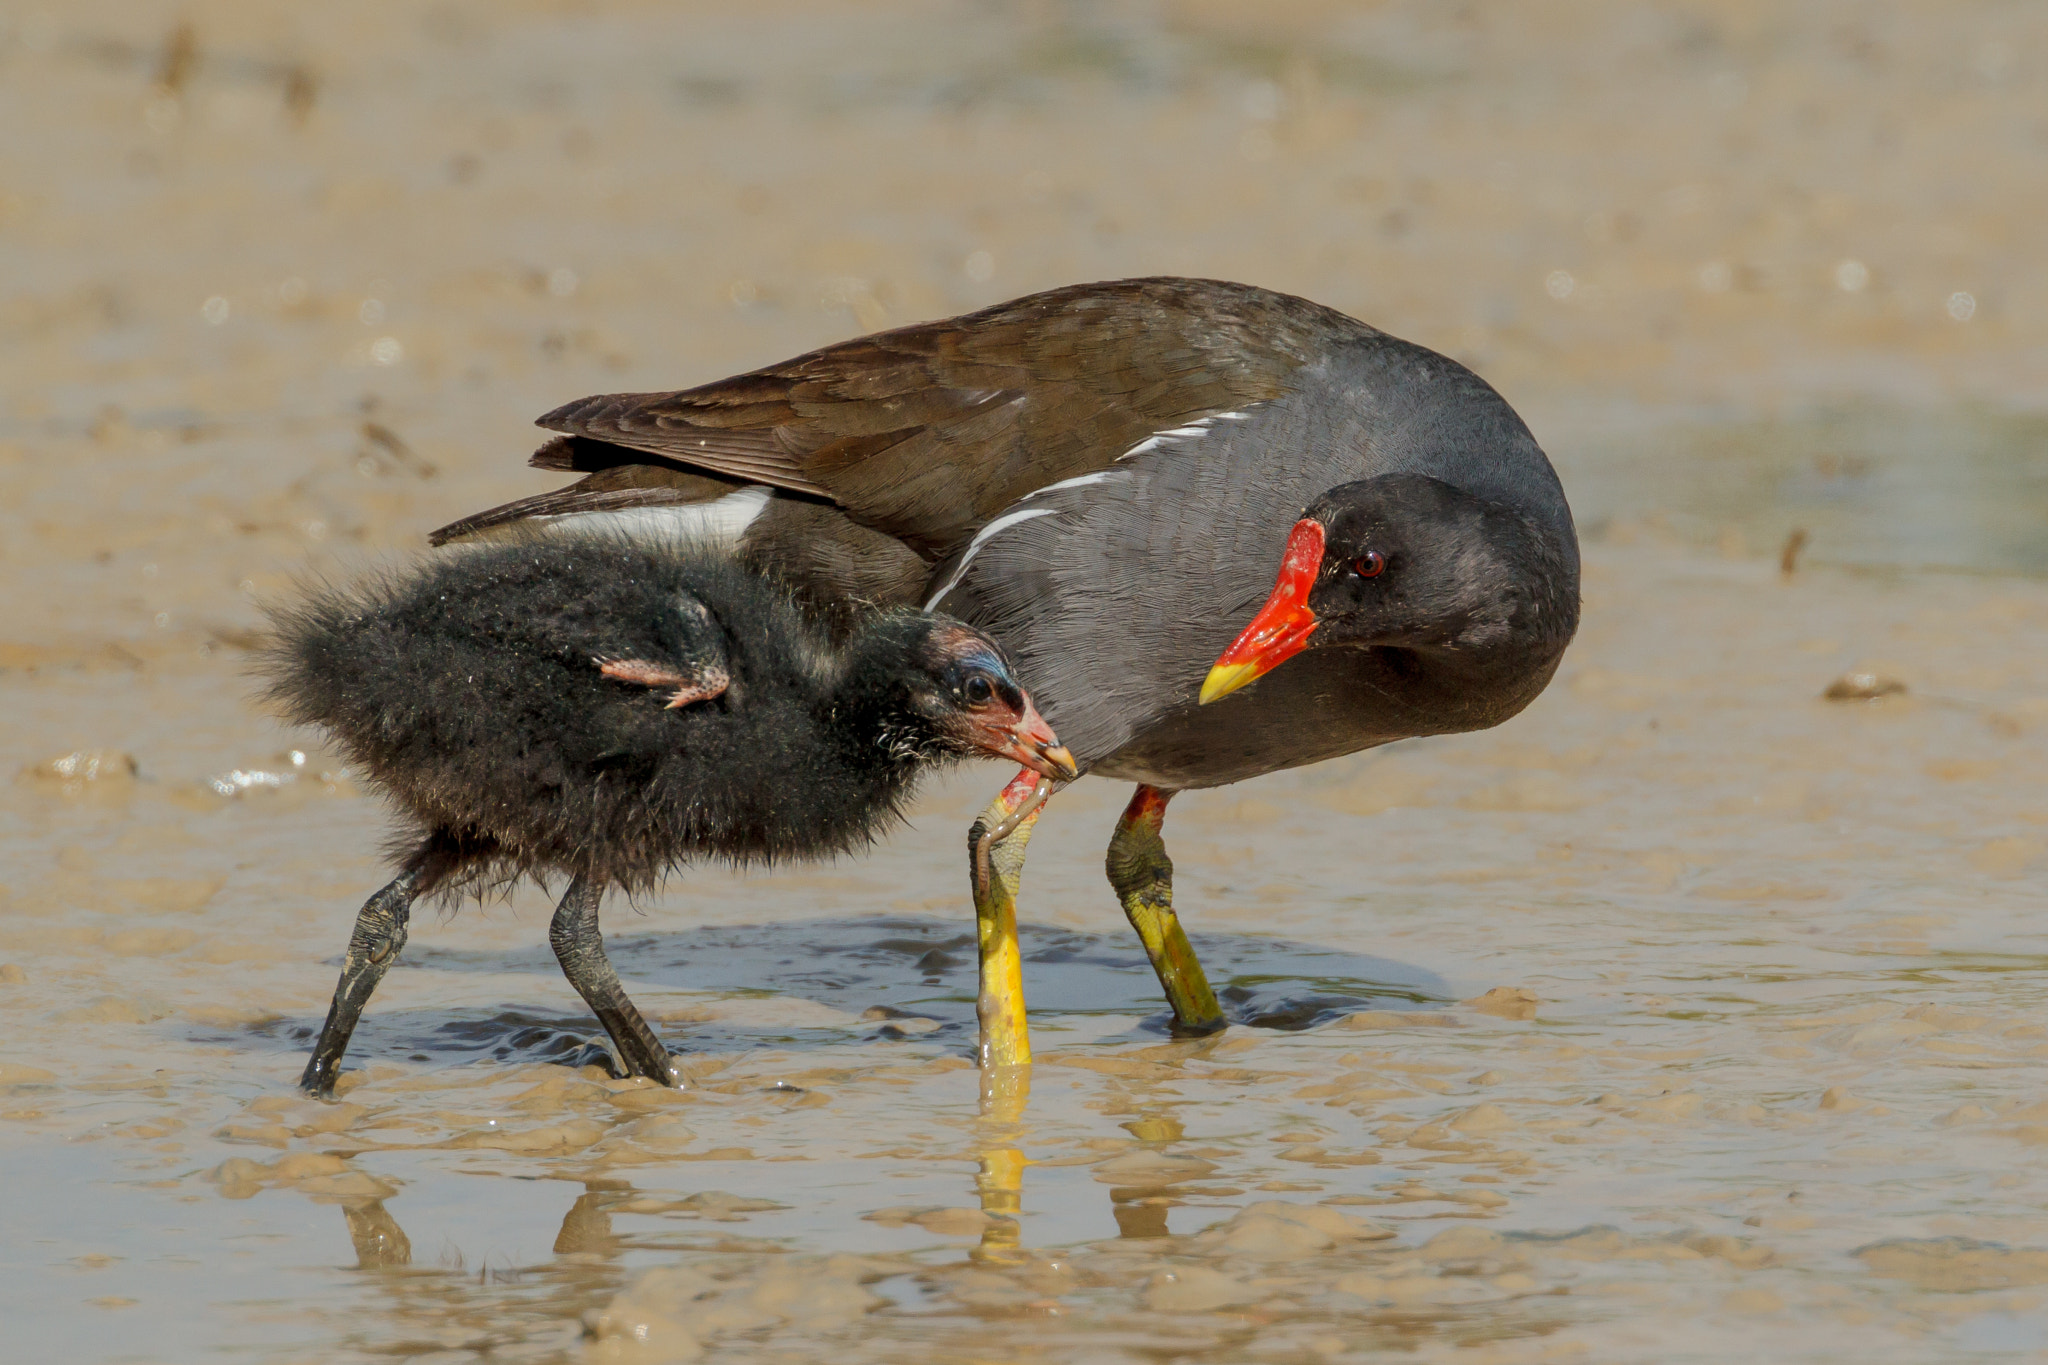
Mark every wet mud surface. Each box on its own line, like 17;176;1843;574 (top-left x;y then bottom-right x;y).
5;2;2048;1362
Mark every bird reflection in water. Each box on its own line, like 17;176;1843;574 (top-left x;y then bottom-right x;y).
326;1068;1170;1300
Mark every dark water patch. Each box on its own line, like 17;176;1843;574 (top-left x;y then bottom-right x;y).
241;1009;619;1071
1218;975;1439;1031
248;916;1447;1070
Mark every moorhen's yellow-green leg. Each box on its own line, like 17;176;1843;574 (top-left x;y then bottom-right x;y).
968;769;1052;1071
1106;786;1225;1034
549;874;683;1087
301;868;425;1097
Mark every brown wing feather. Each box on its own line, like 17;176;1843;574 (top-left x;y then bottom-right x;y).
526;277;1369;558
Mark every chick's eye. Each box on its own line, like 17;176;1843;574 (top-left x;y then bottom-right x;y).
962;674;994;705
1353;550;1386;578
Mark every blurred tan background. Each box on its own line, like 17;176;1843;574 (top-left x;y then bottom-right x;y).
4;0;2045;655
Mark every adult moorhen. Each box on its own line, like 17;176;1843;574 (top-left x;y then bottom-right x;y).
431;277;1581;1065
264;534;1075;1095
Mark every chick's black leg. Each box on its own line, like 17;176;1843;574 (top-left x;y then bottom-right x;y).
1106;785;1225;1035
549;875;682;1087
301;868;423;1097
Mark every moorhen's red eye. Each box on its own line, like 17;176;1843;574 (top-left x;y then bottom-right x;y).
1353;550;1386;578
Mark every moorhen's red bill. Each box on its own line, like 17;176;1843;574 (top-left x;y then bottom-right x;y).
432;277;1581;1056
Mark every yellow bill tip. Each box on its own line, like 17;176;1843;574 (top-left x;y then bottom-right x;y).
1199;662;1261;705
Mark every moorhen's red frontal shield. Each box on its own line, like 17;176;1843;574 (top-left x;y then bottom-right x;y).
1199;519;1326;704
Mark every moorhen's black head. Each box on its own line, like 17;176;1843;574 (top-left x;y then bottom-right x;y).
848;616;1078;780
1201;473;1578;704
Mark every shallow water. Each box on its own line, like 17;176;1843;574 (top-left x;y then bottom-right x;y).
6;3;2048;1362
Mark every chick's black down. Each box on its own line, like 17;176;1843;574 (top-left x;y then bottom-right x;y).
262;536;952;896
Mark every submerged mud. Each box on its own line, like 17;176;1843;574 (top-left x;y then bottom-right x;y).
5;2;2048;1362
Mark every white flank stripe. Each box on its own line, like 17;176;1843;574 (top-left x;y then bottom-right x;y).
922;507;1058;610
542;484;772;544
1019;469;1119;501
1112;409;1261;462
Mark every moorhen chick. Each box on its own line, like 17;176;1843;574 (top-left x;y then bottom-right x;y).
263;534;1075;1096
429;277;1581;1065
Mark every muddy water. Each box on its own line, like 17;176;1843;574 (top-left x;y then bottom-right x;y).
6;3;2048;1362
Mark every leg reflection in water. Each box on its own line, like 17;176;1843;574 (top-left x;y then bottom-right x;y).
974;1146;1026;1263
344;1199;412;1270
973;1062;1030;1264
969;1069;1184;1257
337;1178;638;1278
1111;1198;1172;1239
1109;1110;1184;1240
553;1180;628;1258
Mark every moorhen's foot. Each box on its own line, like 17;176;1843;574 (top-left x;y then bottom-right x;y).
301;869;423;1097
968;768;1050;1071
549;875;685;1089
1106;786;1225;1035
